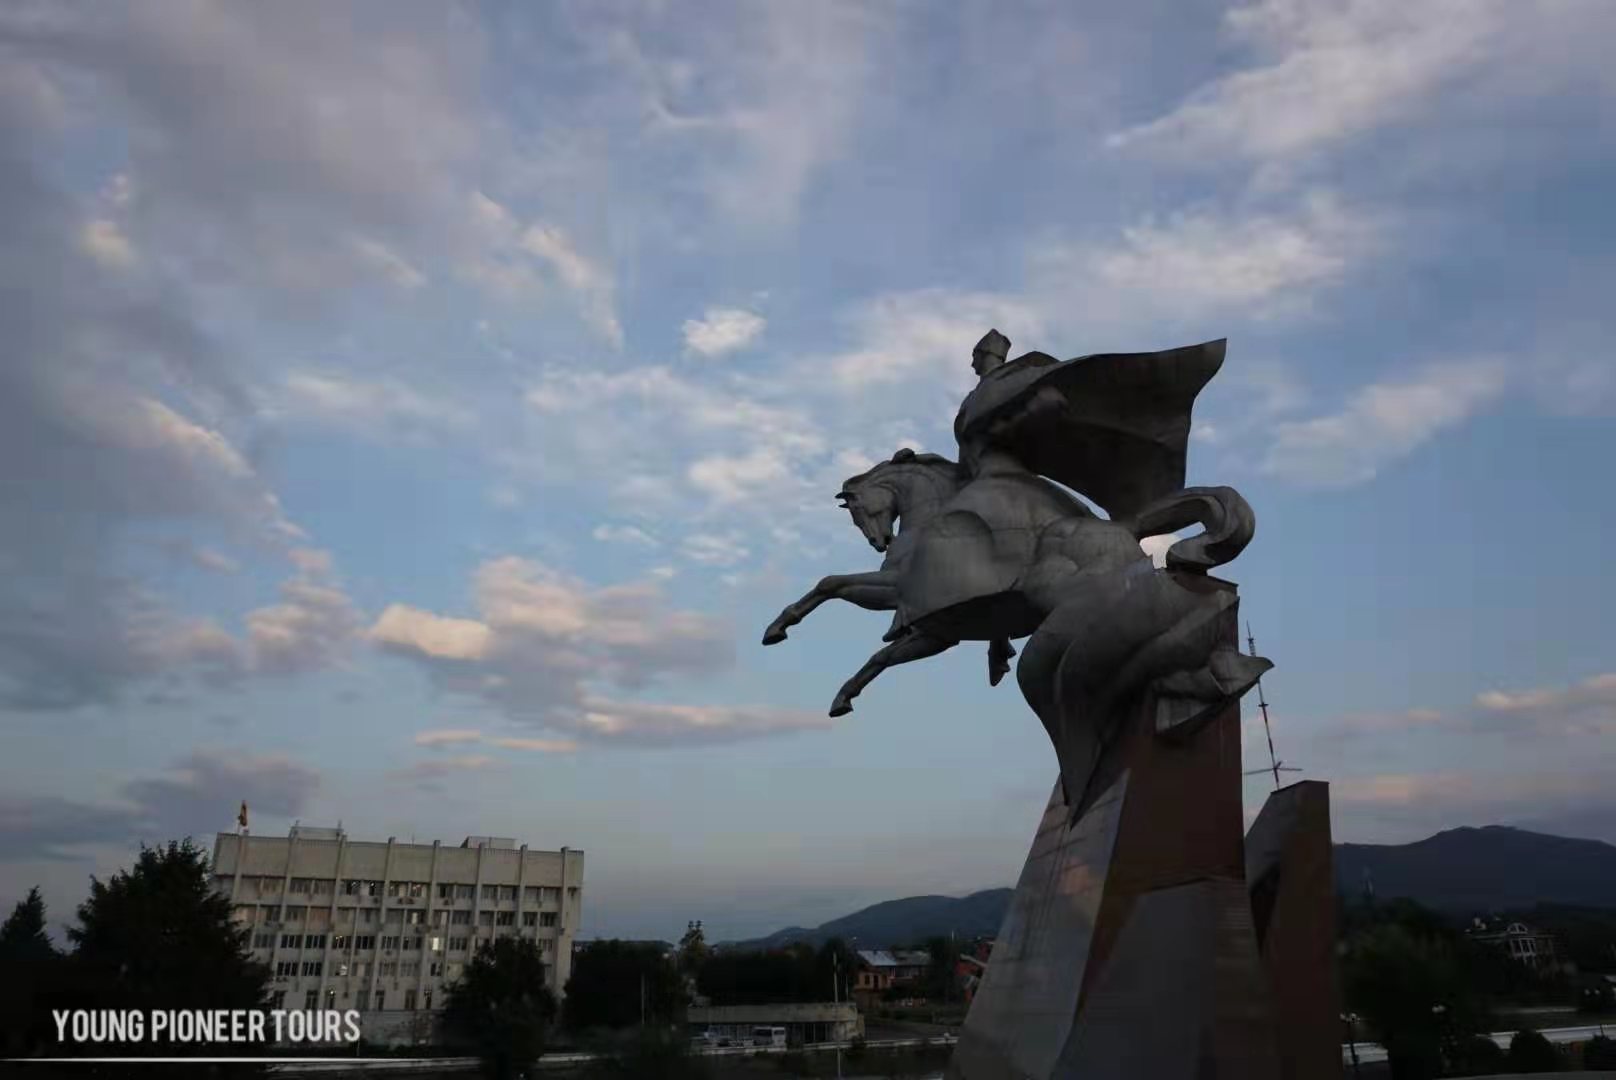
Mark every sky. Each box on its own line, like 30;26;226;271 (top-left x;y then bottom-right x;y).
1;0;1614;945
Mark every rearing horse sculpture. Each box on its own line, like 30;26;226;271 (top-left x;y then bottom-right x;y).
763;333;1273;813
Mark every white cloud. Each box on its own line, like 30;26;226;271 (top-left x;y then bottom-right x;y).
683;307;766;358
413;728;486;748
79;219;136;268
275;372;473;437
370;557;818;746
1107;0;1508;170
1085;192;1379;316
244;549;363;676
680;532;750;567
371;605;494;663
826;289;1046;392
347;235;426;289
487;737;579;753
592;524;660;548
462;192;623;346
1262;358;1508;486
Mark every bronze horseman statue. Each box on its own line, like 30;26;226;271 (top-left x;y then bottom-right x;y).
765;331;1340;1080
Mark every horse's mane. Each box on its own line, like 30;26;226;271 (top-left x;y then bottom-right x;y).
840;448;961;490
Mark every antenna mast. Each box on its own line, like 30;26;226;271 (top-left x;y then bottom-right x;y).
1244;622;1300;790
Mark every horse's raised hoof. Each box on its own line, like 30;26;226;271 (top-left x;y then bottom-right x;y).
762;628;787;645
829;693;854;718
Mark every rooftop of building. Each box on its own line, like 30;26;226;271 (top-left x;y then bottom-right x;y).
856;949;930;968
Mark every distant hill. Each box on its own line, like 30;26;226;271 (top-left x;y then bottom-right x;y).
729;889;1014;950
728;827;1616;952
1335;825;1616;913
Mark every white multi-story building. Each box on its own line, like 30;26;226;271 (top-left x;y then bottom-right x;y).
211;826;583;1043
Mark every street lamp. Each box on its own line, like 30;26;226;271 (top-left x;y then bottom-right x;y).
1341;1012;1362;1078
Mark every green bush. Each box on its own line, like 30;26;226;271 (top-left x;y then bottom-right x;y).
1585;1035;1616;1070
1445;1034;1505;1076
1505;1029;1561;1073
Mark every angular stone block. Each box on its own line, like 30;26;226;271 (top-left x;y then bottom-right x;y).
1246;780;1343;1080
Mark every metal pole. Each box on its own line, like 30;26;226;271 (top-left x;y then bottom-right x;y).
1247;623;1282;789
834;951;843;1079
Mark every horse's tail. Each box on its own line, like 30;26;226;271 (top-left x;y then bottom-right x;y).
1120;485;1256;573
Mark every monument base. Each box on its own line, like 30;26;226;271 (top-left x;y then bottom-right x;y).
948;687;1286;1080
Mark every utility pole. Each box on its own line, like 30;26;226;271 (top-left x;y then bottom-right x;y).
1243;623;1300;790
833;950;843;1079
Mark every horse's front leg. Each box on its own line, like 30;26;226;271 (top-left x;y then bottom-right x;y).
829;632;956;717
762;570;897;645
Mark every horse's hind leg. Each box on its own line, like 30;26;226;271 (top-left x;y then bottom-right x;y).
763;570;897;645
829;631;955;717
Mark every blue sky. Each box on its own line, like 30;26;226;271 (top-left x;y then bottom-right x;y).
2;0;1614;943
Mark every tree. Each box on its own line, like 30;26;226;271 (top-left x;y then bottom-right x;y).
678;921;709;977
0;886;63;1057
1505;1029;1561;1073
68;840;270;1057
922;936;959;1003
564;941;684;1031
1585;1035;1616;1070
442;936;558;1080
1341;924;1483;1080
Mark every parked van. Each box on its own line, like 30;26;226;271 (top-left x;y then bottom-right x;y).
750;1026;787;1048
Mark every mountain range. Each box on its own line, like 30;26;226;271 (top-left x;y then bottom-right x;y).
732;826;1616;949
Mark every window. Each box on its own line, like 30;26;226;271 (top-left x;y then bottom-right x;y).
401;962;419;978
257;877;283;895
380;962;397;977
402;937;420;951
429;936;443;953
388;881;405;898
374;991;386;1011
437;883;455;900
496;911;515;927
521;912;537;928
424;990;433;1011
270;991;286;1009
283;906;307;922
304;934;326;950
540;940;553;956
275;961;298;977
232;905;254;923
307;909;331;928
381;936;400;951
455;884;474;899
540;912;558;928
289;878;313;895
448;937;469;952
404;989;417;1011
451;910;471;926
334;962;349;977
325;989;337;1009
305;990;319;1010
354;935;375;951
523;886;540;903
446;962;463;980
477;911;494;927
499;885;517;902
353;961;371;978
301;961;322;977
429;962;443;977
432;910;449;927
280;934;303;950
480;884;498;901
332;935;351;950
384;909;403;925
405;910;424;925
358;909;377;925
254;932;275;949
312;879;333;896
344;879;363;896
407;881;427;899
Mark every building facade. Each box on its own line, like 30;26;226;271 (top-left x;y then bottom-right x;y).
687;1002;862;1046
211;826;583;1044
1466;918;1560;971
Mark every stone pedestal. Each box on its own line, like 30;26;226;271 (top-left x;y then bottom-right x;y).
948;687;1285;1079
1246;780;1343;1080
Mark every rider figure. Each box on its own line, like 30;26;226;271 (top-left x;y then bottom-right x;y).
956;328;1043;686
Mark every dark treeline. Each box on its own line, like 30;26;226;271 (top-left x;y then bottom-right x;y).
695;939;857;1005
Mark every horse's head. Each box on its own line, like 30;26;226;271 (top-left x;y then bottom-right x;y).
837;448;960;553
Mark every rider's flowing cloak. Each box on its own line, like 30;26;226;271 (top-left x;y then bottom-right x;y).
952;339;1226;520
